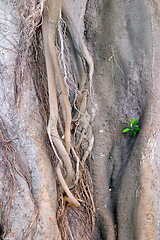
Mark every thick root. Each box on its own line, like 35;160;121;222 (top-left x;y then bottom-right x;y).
47;0;71;153
42;0;95;210
42;2;75;195
62;1;94;92
57;162;80;207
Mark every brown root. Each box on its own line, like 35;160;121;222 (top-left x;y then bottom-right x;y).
42;0;78;204
42;0;95;232
57;162;80;207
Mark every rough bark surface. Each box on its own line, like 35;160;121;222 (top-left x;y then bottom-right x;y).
0;0;160;240
0;1;61;239
85;0;160;239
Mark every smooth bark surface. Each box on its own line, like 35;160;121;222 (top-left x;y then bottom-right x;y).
85;0;160;239
0;0;160;239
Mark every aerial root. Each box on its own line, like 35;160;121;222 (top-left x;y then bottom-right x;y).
0;117;38;239
62;0;94;94
42;0;79;206
42;0;94;209
57;162;80;207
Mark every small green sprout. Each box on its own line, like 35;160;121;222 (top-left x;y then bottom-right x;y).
109;155;112;159
123;118;140;136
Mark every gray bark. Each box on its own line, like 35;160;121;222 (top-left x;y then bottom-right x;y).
0;1;61;239
85;0;160;239
0;0;160;239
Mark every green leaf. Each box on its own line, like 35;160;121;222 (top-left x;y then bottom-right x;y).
131;118;136;127
135;121;139;125
124;120;130;125
135;127;140;132
123;127;131;133
130;132;133;136
133;132;137;136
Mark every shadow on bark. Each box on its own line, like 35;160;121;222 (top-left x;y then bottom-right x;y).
85;0;160;239
0;0;160;239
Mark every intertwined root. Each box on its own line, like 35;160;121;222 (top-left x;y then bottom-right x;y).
0;117;39;239
42;0;94;207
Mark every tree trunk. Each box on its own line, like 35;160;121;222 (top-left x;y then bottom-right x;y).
86;0;160;239
0;0;160;239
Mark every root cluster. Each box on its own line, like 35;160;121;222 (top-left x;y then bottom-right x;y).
42;0;94;210
0;117;38;239
41;0;95;237
1;0;95;238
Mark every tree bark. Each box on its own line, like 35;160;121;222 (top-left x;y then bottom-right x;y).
0;0;160;239
85;0;160;239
